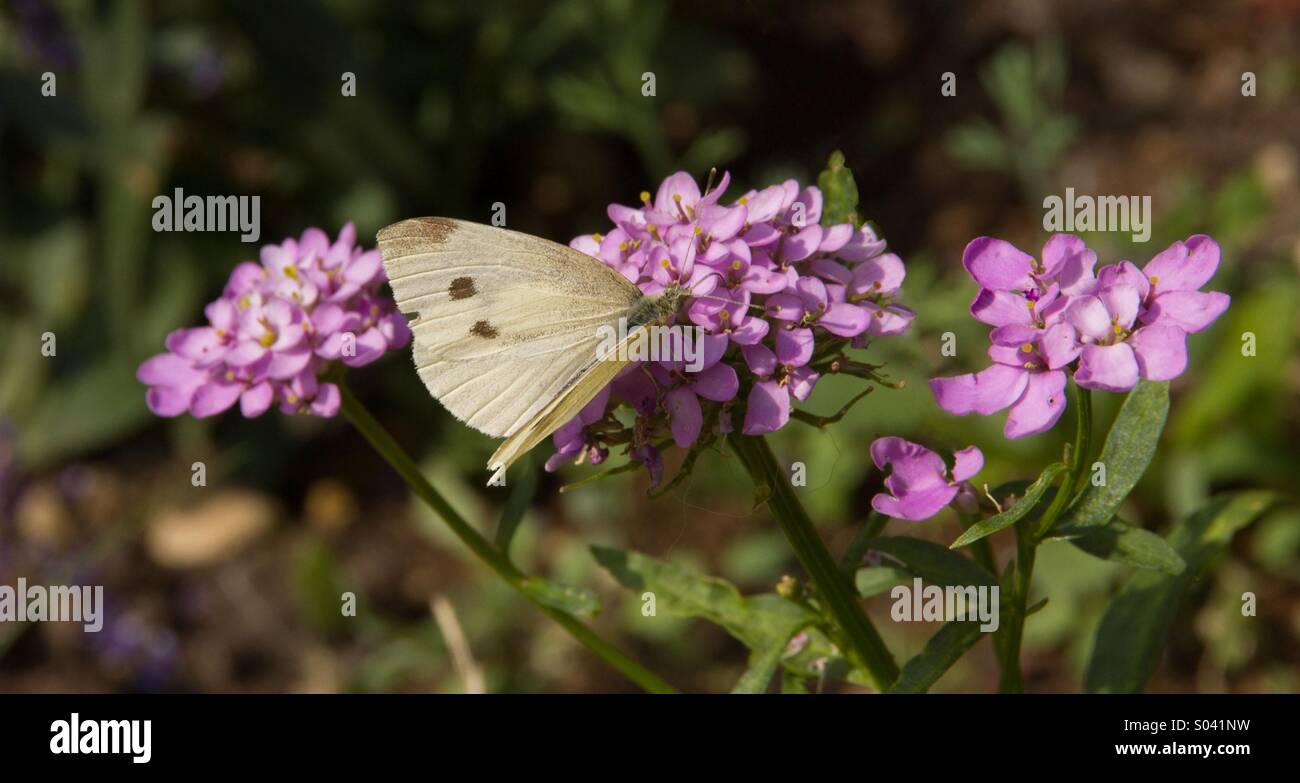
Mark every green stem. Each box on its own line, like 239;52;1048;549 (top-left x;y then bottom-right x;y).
839;511;889;573
958;510;999;579
1034;385;1093;541
339;384;677;694
728;433;899;691
997;522;1034;693
997;382;1093;693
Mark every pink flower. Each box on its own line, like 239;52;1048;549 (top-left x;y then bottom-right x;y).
739;330;818;435
931;233;1229;439
870;438;984;521
1062;284;1190;392
930;325;1072;439
544;387;613;471
766;275;871;338
138;224;410;420
551;170;914;479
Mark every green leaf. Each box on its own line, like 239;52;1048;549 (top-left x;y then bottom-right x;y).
519;577;601;619
591;546;815;688
22;222;90;327
1056;381;1170;531
854;566;912;598
593;545;741;623
294;540;348;634
778;627;860;684
817;150;860;226
494;453;537;556
1085;491;1278;693
950;463;1067;549
982;43;1039;132
890;620;985;694
863;537;997;587
15;358;150;471
679;127;747;175
731;642;786;694
1055;519;1185;575
781;669;812;694
946;120;1008;171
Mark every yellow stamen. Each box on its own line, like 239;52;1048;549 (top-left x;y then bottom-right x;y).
639;191;650;203
738;196;749;205
1021;343;1033;353
259;331;276;347
1149;275;1159;285
592;233;603;243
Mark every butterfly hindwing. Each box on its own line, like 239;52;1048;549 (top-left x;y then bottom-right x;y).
487;326;653;483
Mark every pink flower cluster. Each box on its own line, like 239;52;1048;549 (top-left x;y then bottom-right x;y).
137;224;410;419
551;171;914;482
930;234;1229;438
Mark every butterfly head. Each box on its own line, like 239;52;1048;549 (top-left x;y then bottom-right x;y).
659;283;691;319
632;283;690;327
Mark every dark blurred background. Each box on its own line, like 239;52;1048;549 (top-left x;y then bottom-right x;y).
1;0;1297;693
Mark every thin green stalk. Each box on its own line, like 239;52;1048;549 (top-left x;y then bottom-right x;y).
997;522;1034;692
339;384;677;694
1034;385;1094;540
728;433;899;691
839;511;889;573
958;510;999;580
998;382;1093;692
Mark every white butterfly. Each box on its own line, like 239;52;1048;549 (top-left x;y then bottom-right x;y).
377;217;690;484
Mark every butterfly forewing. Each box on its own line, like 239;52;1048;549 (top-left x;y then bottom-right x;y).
377;217;643;446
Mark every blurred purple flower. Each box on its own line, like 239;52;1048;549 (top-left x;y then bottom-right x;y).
87;603;180;692
138;224;410;419
13;0;78;67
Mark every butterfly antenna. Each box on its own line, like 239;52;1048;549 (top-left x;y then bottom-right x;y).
691;289;767;315
675;169;713;274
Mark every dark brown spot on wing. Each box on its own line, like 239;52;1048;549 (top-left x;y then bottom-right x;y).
470;320;499;339
449;276;476;299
